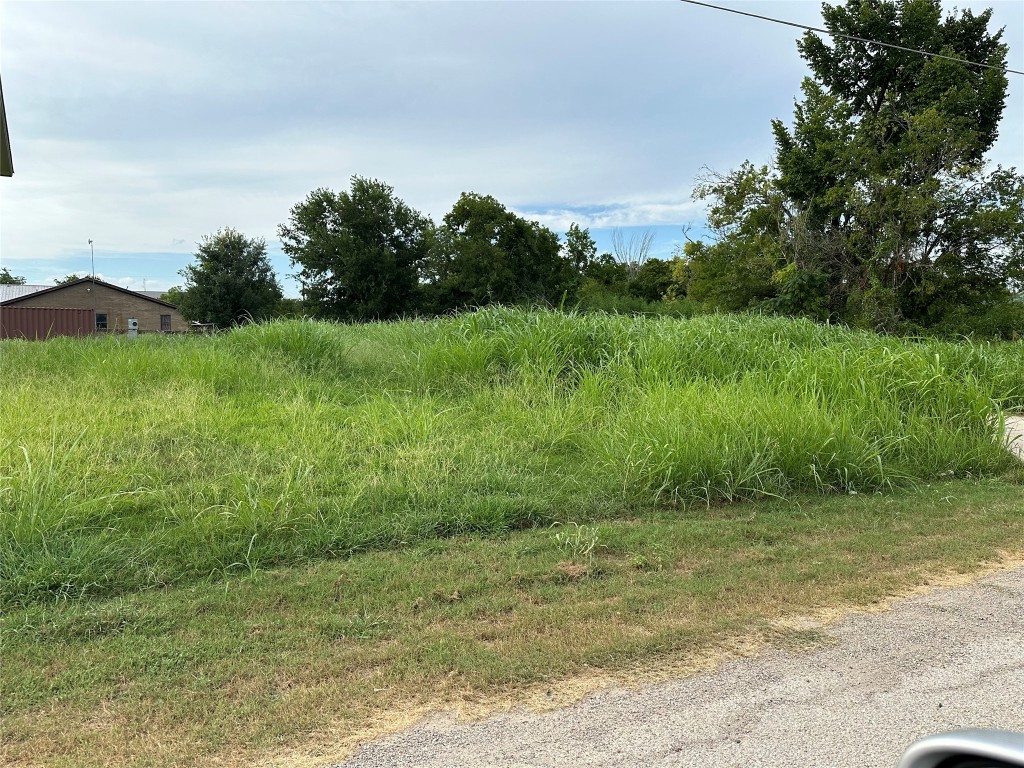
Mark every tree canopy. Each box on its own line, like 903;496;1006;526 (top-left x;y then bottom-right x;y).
424;193;575;311
689;0;1022;333
0;267;25;284
563;223;597;274
278;177;432;321
177;228;283;327
160;286;186;307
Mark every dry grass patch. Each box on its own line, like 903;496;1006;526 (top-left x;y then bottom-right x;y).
4;479;1024;768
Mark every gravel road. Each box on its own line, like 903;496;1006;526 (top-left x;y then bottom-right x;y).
337;566;1024;768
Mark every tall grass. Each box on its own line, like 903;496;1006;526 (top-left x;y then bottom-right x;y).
1;309;1021;606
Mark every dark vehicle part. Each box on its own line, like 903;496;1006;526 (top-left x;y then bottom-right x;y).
899;731;1024;768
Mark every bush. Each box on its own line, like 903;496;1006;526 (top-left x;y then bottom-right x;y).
932;301;1024;341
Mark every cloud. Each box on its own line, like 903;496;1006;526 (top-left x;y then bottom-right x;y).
35;271;169;292
518;197;709;232
2;0;1020;292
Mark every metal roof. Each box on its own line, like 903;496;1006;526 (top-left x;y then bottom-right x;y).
0;284;50;303
0;278;179;308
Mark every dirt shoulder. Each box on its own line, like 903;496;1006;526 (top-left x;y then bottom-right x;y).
337;563;1024;768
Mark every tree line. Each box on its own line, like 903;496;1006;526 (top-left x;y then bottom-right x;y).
168;184;684;328
169;0;1022;338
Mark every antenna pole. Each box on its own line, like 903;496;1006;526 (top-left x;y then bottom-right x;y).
88;239;95;279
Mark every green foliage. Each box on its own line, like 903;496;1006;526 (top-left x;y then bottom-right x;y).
797;0;1006;164
424;193;575;311
577;254;644;313
7;477;1024;768
930;300;1024;341
685;238;776;312
279;176;432;321
766;262;831;321
0;267;26;284
274;297;308;318
628;258;673;302
551;522;601;564
664;253;690;301
900;168;1024;326
575;286;699;317
575;284;644;314
693;0;1021;333
563;223;597;274
176;228;283;327
689;164;789;311
2;309;1021;606
55;274;84;285
578;253;689;312
583;252;629;290
159;285;185;307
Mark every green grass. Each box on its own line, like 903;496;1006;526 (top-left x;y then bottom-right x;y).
3;479;1024;768
1;308;1022;606
3;309;1023;766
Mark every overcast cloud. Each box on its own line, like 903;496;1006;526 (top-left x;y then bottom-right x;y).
1;0;1021;294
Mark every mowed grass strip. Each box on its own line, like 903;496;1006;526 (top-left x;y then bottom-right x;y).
2;309;1022;606
3;480;1024;768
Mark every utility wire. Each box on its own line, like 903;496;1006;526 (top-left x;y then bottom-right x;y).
678;0;1024;76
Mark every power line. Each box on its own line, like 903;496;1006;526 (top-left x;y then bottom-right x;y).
678;0;1024;77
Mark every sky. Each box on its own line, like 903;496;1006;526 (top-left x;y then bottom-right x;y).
1;0;1022;297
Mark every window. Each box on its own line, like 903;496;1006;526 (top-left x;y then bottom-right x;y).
160;314;171;332
95;313;107;330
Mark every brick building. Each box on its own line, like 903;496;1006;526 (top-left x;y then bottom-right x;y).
0;277;185;338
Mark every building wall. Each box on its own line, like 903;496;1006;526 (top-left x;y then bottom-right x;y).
1;307;95;340
8;282;185;333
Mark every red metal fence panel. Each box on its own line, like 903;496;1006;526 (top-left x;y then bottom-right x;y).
0;306;96;340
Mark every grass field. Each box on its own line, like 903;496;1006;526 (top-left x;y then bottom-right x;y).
2;309;1022;607
2;309;1023;766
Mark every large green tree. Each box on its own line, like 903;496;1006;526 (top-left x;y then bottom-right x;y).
278;177;432;321
178;228;283;327
563;223;597;274
424;193;575;311
692;0;1022;331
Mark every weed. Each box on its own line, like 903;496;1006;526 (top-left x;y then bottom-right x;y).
1;309;1021;605
629;552;668;572
551;522;601;564
319;609;389;641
